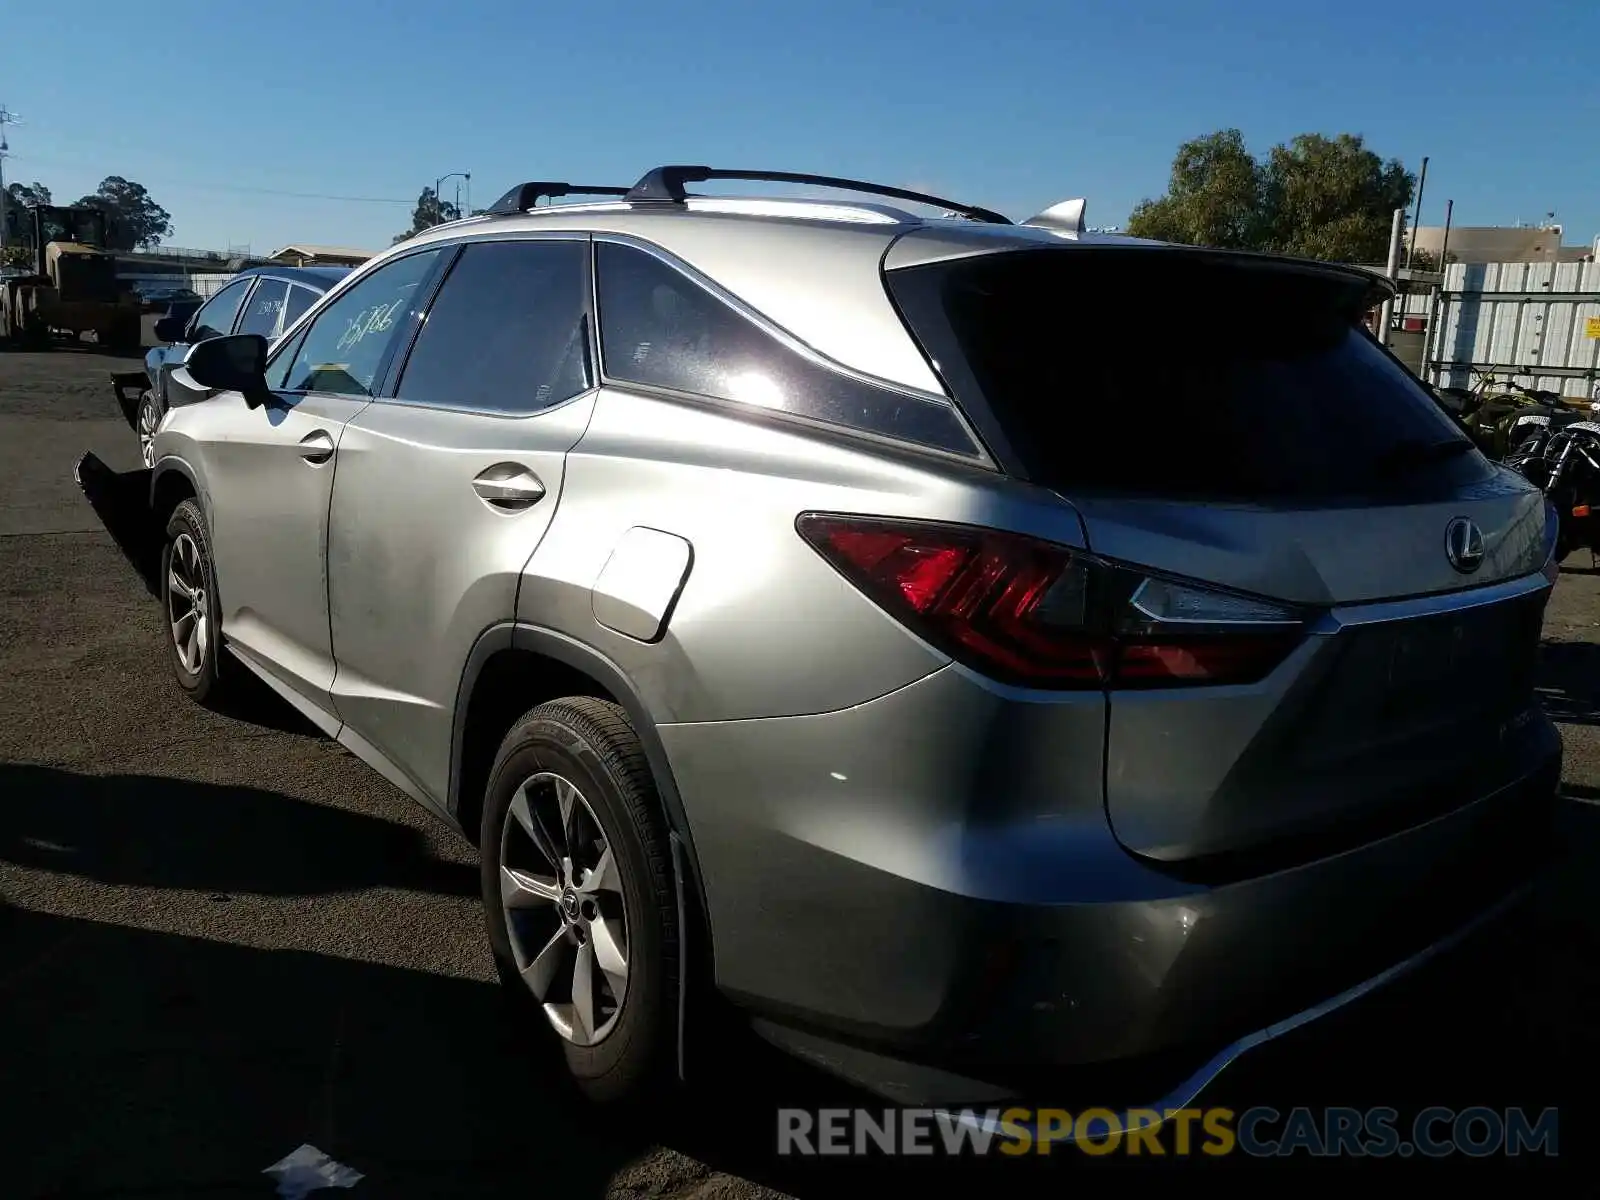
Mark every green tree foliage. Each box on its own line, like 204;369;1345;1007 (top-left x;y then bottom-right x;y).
1406;245;1442;272
392;187;461;243
1128;130;1416;263
1125;130;1266;250
5;180;52;208
73;176;174;250
3;182;52;267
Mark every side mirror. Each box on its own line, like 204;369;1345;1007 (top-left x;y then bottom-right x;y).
185;334;271;407
154;314;188;343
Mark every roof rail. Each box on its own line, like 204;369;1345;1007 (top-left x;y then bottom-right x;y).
485;182;631;216
624;166;1012;225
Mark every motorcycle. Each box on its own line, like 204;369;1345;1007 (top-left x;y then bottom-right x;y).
1465;382;1576;461
1506;419;1600;563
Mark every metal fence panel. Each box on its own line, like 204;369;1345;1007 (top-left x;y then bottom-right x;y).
1430;260;1600;398
118;270;239;299
188;273;235;298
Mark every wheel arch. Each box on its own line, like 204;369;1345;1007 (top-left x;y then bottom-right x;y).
149;455;200;523
449;622;713;946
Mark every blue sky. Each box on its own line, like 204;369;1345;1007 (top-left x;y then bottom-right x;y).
2;0;1595;254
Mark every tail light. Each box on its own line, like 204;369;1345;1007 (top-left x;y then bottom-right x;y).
796;514;1309;690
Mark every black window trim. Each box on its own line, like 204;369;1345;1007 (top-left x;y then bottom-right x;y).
265;245;453;400
189;275;257;343
590;232;994;469
880;254;1028;479
375;231;600;420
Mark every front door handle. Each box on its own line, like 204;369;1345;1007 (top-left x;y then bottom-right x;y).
472;463;546;510
298;430;336;464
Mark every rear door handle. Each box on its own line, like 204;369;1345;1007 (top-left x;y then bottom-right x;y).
472;463;546;510
298;430;336;464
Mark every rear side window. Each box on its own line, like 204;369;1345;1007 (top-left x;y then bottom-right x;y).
889;249;1481;499
282;283;320;330
394;239;590;414
595;241;979;457
189;278;251;341
237;278;288;338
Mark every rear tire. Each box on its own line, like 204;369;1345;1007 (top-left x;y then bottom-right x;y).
161;499;226;705
480;697;678;1105
137;392;163;468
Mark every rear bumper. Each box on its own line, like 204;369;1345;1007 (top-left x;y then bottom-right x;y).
936;878;1533;1140
662;666;1562;1106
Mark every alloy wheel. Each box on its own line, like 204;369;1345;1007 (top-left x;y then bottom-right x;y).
499;771;630;1046
166;532;209;674
138;398;159;468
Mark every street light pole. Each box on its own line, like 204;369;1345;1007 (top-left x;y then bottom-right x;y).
0;106;21;259
433;172;470;224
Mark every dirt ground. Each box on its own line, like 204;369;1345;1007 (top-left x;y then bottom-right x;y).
1;346;1596;1195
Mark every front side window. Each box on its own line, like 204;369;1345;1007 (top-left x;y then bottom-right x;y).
594;241;978;456
394;239;590;414
275;250;443;396
189;278;252;341
237;278;289;339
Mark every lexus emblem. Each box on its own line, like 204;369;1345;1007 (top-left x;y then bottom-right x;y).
1445;517;1485;574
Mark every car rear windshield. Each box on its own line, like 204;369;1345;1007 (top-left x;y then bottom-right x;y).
888;248;1482;500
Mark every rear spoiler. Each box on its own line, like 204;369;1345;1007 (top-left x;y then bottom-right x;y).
1020;197;1395;308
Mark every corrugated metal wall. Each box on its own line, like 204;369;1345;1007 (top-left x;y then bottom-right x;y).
1429;260;1600;399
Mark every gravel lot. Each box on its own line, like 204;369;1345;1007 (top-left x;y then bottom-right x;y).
1;347;1596;1194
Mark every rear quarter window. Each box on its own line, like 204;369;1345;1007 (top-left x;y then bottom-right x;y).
594;240;981;458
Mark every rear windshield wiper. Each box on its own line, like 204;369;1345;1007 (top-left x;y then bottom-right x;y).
1371;437;1475;477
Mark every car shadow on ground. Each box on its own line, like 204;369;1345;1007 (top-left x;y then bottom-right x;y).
0;763;475;900
0;903;657;1199
75;450;162;598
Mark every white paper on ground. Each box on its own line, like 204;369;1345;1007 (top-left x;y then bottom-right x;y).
262;1144;364;1199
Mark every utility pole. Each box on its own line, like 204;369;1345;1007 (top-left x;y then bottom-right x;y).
1406;156;1428;269
0;105;21;258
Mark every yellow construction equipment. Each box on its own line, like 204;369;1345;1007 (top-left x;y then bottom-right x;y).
1;204;142;352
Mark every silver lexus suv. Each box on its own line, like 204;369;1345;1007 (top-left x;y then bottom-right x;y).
147;166;1561;1113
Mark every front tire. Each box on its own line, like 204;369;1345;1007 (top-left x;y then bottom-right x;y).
481;697;678;1104
161;499;226;705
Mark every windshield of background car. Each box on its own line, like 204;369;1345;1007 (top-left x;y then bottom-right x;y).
189;279;252;341
887;248;1485;500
